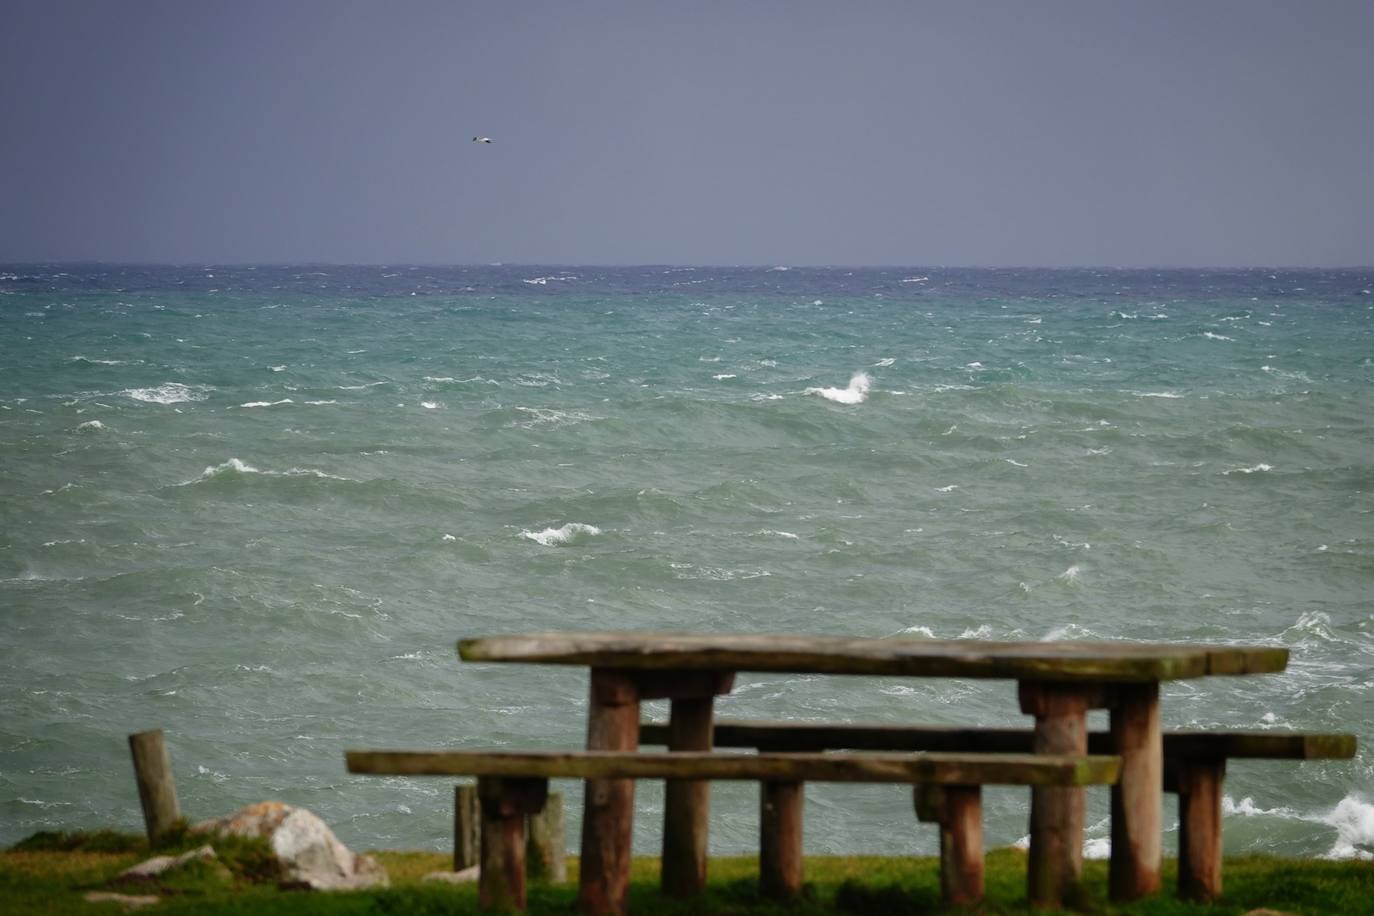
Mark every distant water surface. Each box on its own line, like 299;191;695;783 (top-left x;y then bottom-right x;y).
1;265;1371;860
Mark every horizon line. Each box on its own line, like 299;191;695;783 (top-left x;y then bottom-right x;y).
3;260;1373;272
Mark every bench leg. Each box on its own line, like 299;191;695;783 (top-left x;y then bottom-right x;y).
662;695;714;898
1176;758;1225;902
527;791;566;883
579;669;640;916
1110;682;1162;901
915;784;984;905
760;779;804;901
478;777;548;912
1019;682;1089;909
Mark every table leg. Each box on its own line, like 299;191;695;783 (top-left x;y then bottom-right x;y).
1175;757;1225;902
1019;681;1089;908
661;695;714;898
578;669;640;916
1110;682;1162;900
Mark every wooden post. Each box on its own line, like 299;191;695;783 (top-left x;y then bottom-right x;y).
455;784;480;871
1175;758;1225;902
527;791;567;883
661;695;714;898
759;780;804;901
578;669;640;916
127;730;181;844
914;784;984;905
1019;682;1090;909
478;776;548;912
1109;682;1162;901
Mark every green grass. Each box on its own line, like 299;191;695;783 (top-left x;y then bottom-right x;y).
4;832;1372;914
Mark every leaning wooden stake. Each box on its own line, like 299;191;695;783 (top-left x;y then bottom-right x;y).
128;730;181;843
527;791;567;882
455;784;481;871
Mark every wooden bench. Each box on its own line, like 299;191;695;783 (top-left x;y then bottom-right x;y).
640;719;1356;902
346;748;1121;912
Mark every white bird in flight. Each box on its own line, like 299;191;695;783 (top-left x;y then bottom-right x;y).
473;136;492;143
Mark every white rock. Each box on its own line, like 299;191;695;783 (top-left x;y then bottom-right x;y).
191;801;388;890
423;865;480;883
83;891;160;909
119;844;217;880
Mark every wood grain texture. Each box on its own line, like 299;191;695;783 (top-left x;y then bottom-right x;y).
1176;759;1226;902
1021;682;1090;909
454;784;479;871
346;749;1121;785
527;791;566;883
458;632;1288;682
579;670;639;916
661;696;713;898
939;785;984;906
477;777;547;912
1109;683;1162;902
759;780;804;901
127;730;181;843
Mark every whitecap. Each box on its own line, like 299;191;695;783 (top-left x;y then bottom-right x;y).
1203;332;1233;341
1004;458;1028;467
1057;565;1083;583
304;400;337;405
935;485;959;493
69;356;127;366
76;420;105;431
1133;391;1183;399
270;365;287;372
1223;463;1273;475
521;523;602;546
123;382;210;404
420;401;440;409
873;357;895;367
236;399;294;408
901;276;929;283
179;458;350;486
805;371;871;405
712;373;737;380
755;529;799;540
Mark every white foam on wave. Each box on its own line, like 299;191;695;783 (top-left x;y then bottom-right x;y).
179;458;351;486
236;399;294;408
1223;463;1273;475
523;275;576;285
124;382;210;404
76;420;105;431
1203;332;1233;341
521;523;602;546
1133;391;1183;399
1223;793;1374;860
420;401;440;409
874;357;895;367
805;371;871;405
69;355;129;366
712;373;737;380
1057;564;1084;583
270;365;286;372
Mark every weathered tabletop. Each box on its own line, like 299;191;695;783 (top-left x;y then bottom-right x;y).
456;631;1288;912
458;631;1288;681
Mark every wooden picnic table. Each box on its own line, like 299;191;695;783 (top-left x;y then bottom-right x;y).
458;632;1287;912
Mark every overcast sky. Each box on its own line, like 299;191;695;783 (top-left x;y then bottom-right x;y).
2;1;1371;266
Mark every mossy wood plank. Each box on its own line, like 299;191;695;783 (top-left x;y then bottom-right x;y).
458;632;1287;681
347;749;1121;786
638;720;1355;760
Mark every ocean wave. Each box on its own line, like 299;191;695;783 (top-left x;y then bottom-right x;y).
235;399;294;408
123;382;211;404
1223;463;1273;475
1224;793;1374;860
69;355;132;366
805;371;871;405
521;522;602;546
76;420;105;431
178;458;352;486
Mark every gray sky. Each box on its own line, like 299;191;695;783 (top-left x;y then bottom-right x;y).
2;1;1371;266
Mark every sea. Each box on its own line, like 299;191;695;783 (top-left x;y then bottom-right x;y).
1;264;1371;861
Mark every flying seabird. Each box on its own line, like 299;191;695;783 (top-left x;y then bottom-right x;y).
473;136;492;143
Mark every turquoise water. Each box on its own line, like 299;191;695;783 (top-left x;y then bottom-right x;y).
2;265;1371;860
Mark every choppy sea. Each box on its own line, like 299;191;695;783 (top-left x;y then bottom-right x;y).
1;265;1371;860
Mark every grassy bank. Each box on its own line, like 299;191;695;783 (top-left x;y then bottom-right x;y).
3;836;1371;914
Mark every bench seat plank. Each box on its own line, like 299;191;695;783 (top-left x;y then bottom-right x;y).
638;720;1356;761
346;749;1121;786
